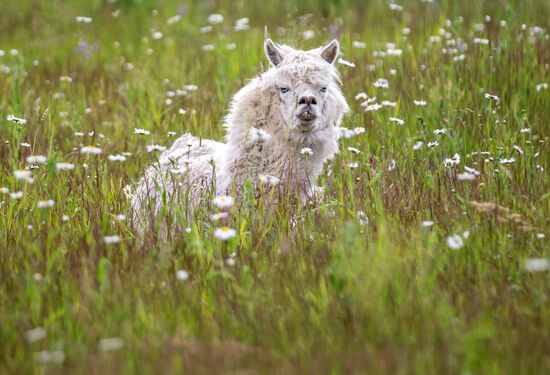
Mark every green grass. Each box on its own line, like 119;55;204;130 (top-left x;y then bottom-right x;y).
1;0;549;373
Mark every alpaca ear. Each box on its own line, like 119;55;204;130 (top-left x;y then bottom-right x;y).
320;40;339;64
264;39;284;67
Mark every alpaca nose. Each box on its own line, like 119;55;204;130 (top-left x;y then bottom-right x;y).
298;96;317;106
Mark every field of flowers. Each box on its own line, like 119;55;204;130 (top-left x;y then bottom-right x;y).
0;0;549;373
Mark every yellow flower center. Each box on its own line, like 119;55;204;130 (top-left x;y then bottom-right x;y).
221;226;230;232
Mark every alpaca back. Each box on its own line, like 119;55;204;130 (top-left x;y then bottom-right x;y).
131;134;225;230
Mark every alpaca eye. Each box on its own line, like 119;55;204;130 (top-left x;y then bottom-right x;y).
279;87;289;94
320;87;327;93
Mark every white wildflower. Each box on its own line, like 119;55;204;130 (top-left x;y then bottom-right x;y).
352;41;366;48
373;78;389;89
210;212;229;221
443;153;461;167
484;92;499;101
499;157;515;165
413;99;427;106
446;234;464;250
176;270;189;281
389;117;405;126
389;3;403;11
300;147;314;157
536;83;548;92
258;174;280;186
212;195;234;209
302;30;315;40
134;128;150;135
337;58;355;68
25;327;46;343
7;114;27;124
103;235;121;244
10;191;23;200
56;162;75;171
413;141;424;150
421;221;434;227
387;47;403;56
207;13;224;25
34;350;65;364
98;337;124;352
80;146;102;155
464;166;480;175
37;200;55;208
26;155;47;164
213;227;237;240
108;154;127;162
365;103;383;112
146;144;166;152
356;210;369;225
226;258;237;266
513;145;524;155
524;258;549;272
76;16;92;23
474;38;489;45
457;172;476;181
166;15;182;25
234;17;249;31
347;147;361;154
433;128;447;135
14;170;33;183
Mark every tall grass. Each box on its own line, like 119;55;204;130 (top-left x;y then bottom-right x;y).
0;0;549;373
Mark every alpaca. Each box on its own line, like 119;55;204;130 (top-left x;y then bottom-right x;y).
131;39;350;230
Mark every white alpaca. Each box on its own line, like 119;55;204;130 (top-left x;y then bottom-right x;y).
131;39;350;229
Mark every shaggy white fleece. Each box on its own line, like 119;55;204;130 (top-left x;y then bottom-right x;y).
131;39;350;229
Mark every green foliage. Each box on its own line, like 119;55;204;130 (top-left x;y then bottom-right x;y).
0;0;549;373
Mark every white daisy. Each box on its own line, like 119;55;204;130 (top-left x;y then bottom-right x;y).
108;154;127;162
175;269;189;281
212;195;234;209
80;146;102;155
146;144;167;152
134;128;150;135
56;162;75;171
337;58;355;68
524;258;549;272
103;235;121;244
446;234;464;250
26;155;47;164
37;200;55;208
7;114;27;124
258;174;280;186
213;227;237;240
207;13;224;25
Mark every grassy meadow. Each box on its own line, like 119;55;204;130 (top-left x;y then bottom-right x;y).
1;0;549;373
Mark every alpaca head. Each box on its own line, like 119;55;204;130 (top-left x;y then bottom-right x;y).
263;39;349;138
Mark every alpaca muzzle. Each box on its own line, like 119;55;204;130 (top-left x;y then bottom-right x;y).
298;107;317;123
